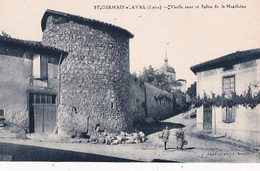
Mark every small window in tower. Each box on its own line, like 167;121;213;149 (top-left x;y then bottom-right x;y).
0;109;4;117
111;102;114;109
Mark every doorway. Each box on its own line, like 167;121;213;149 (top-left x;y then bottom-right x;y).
203;105;212;130
29;92;57;133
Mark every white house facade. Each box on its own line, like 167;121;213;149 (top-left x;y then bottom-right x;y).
191;49;260;146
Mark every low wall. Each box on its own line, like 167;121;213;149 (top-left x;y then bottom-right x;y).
129;77;175;124
128;77;146;125
145;83;174;121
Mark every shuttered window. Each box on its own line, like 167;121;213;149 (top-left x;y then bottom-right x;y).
222;75;236;123
33;54;48;79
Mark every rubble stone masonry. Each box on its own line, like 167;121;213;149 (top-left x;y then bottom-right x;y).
42;15;133;134
129;76;175;124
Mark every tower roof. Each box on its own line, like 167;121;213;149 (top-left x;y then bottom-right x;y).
41;9;134;39
159;64;176;73
158;53;176;73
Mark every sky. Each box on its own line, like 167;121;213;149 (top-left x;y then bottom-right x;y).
0;0;260;86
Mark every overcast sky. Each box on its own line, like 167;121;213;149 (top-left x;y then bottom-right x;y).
0;0;259;86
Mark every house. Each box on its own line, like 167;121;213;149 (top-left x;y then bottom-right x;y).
0;35;67;133
191;48;260;145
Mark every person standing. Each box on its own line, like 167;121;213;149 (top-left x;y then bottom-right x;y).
162;126;170;150
175;128;185;149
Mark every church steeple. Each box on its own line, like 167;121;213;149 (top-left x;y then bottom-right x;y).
164;49;168;64
158;43;176;75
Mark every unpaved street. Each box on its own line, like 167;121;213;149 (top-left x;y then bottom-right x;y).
0;111;259;162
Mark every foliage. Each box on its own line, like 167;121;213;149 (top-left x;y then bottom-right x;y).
186;82;196;99
192;87;260;109
172;89;190;113
138;65;171;92
137;65;190;114
154;94;172;103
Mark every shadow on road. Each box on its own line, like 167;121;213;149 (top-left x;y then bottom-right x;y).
151;159;179;162
167;147;196;150
0;142;139;162
137;121;185;136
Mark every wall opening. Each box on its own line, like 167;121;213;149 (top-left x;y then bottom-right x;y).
0;109;4;117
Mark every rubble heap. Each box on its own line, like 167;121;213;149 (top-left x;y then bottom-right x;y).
88;130;147;145
0;117;26;139
67;129;147;145
0;117;7;127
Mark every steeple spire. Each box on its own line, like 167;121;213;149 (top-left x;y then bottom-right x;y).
164;49;168;63
164;42;169;64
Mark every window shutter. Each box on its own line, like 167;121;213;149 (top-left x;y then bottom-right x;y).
41;56;48;79
33;55;41;78
32;54;48;79
222;76;236;123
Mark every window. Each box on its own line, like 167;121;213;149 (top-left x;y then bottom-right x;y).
33;94;56;104
223;107;236;123
223;65;234;71
222;75;236;123
223;76;235;95
0;109;4;117
33;54;48;79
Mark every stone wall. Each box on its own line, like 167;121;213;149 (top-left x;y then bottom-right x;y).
42;15;133;134
129;76;175;124
145;83;174;121
128;77;146;125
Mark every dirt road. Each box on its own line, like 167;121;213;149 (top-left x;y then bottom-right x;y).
0;111;259;162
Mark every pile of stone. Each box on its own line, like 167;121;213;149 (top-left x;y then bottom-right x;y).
88;130;146;145
0;117;26;139
0;117;6;127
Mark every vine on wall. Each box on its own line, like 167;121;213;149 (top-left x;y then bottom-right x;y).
192;88;260;109
154;94;172;103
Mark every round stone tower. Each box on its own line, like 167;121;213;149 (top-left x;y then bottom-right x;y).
41;9;134;134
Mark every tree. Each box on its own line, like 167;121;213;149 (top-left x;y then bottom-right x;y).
139;65;155;83
138;65;190;114
139;66;171;92
186;82;196;99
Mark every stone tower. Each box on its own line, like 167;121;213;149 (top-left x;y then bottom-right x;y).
41;9;134;134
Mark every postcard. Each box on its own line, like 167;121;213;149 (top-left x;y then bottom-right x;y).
0;0;260;170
